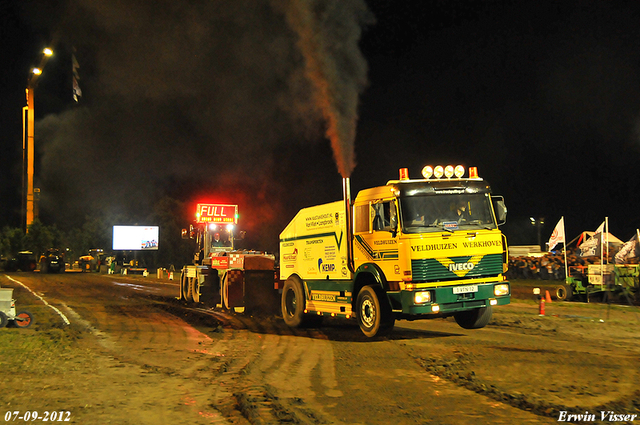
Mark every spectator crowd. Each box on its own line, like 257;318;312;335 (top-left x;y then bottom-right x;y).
506;248;607;281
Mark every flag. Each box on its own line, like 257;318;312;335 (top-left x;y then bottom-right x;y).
579;220;606;257
614;231;640;264
578;236;599;257
594;221;605;236
547;217;565;251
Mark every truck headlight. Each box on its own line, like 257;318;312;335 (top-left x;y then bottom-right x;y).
494;283;510;296
414;291;431;304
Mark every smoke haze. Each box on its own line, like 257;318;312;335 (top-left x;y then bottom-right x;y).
35;0;372;250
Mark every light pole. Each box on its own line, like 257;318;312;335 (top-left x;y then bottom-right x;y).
529;217;545;251
23;47;52;232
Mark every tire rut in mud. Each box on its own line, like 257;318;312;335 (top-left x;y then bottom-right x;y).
405;342;640;420
154;297;335;424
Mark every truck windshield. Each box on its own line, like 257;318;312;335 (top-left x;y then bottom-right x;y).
399;193;496;233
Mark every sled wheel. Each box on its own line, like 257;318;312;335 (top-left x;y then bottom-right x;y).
282;275;306;328
192;277;200;303
13;311;33;328
181;272;192;302
221;273;230;310
356;285;394;338
0;311;7;328
454;305;492;329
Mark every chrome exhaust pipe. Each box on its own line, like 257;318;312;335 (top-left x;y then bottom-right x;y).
343;177;355;273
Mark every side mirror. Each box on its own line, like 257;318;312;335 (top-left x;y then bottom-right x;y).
492;196;507;225
390;203;398;237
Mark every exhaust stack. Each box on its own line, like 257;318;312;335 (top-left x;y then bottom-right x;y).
343;177;355;273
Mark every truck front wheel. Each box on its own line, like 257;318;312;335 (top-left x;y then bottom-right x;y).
282;276;305;328
356;286;394;338
454;305;492;329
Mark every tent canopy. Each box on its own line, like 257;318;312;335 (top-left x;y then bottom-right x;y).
567;231;624;247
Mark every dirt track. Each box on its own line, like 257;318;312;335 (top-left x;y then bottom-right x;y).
1;272;639;424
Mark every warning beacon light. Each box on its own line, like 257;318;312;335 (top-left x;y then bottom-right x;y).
399;168;409;180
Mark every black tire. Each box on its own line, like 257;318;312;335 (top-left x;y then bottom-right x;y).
556;285;573;301
180;272;192;302
356;285;394;338
13;311;33;328
0;311;7;328
192;277;200;303
454;305;492;329
222;273;230;310
281;276;306;328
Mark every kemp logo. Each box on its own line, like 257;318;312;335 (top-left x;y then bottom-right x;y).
318;258;336;273
283;248;298;262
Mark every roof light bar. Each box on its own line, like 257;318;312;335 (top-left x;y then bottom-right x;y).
420;164;469;179
444;165;454;178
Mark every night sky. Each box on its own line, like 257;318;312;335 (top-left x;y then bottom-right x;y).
2;0;640;252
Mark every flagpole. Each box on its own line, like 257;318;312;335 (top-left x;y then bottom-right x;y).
605;217;609;264
600;219;604;288
561;216;568;282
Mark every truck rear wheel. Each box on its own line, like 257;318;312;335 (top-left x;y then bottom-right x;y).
282;276;306;328
356;285;394;338
454;305;492;329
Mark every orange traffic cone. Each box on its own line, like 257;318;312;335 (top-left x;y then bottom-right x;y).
545;290;552;303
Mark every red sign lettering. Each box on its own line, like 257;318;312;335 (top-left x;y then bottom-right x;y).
196;204;238;224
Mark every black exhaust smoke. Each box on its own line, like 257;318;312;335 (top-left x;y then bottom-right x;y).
282;0;374;178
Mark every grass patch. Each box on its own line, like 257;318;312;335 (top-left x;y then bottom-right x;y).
0;287;88;376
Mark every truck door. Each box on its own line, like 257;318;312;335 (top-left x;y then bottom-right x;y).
354;199;400;281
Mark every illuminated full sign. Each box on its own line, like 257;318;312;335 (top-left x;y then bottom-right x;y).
196;204;238;224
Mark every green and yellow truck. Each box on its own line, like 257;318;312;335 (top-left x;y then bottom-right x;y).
279;165;510;337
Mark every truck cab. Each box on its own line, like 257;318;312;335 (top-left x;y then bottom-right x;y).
352;167;509;324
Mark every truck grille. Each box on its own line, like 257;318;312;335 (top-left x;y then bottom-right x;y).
411;254;502;282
